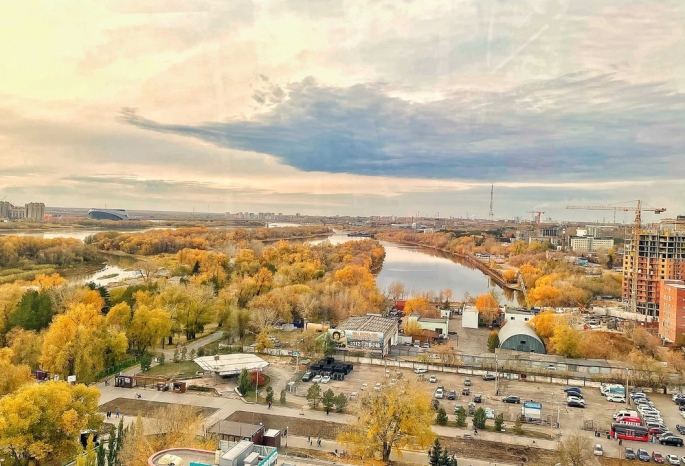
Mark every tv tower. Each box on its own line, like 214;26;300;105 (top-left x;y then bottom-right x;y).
488;184;494;219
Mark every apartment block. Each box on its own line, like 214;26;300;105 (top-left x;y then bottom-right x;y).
623;230;685;317
569;236;614;253
0;201;45;221
659;279;685;342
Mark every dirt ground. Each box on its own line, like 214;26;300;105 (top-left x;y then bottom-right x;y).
225;410;342;439
99;398;218;419
438;436;555;465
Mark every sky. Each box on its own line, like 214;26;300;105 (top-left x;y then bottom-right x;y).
2;0;685;221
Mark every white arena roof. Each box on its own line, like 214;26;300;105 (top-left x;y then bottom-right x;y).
194;354;269;376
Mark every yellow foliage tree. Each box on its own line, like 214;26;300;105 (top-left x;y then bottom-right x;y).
0;381;102;464
127;305;172;357
528;284;561;307
403;319;423;337
475;293;500;326
32;273;67;289
338;380;435;461
502;270;518;283
549;323;582;358
404;297;432;316
0;348;33;396
528;310;558;340
105;302;132;330
5;328;43;369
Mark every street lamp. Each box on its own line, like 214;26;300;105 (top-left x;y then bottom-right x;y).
286;426;288;447
625;368;630;408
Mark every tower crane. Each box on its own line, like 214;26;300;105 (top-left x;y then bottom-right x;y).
566;200;666;314
526;210;545;235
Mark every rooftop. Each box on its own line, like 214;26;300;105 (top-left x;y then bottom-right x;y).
194;354;268;376
207;420;264;437
417;316;448;323
336;314;398;335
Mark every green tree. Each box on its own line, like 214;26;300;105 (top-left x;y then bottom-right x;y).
472;407;486;429
436;407;448;425
237;368;251;396
513;416;524;435
456;407;467;427
158;353;165;365
8;290;54;331
265;386;274;404
107;425;117;466
322;388;336;414
439;448;458;466
334;393;348;412
140;353;153;371
487;331;499;352
279;389;287;405
306;383;322;408
494;413;504;432
96;440;106;466
429;438;442;466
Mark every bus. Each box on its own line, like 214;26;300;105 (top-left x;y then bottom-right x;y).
611;423;649;442
616;416;642;426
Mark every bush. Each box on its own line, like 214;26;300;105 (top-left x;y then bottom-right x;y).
250;370;266;387
140;353;153;371
472;407;486;429
237;369;251;396
513;417;524;435
487;331;500;352
265;386;274;404
158;353;165;365
280;389;287;405
197;347;206;357
436;407;448;426
334;393;348;412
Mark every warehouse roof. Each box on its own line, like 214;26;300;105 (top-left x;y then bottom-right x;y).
498;321;543;345
336;315;398;335
194;354;268;376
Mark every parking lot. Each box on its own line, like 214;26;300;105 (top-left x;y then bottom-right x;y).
297;359;685;460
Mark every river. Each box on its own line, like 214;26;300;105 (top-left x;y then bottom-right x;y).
3;226;518;301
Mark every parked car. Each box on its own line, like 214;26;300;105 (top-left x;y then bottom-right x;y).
482;373;496;381
374;382;382;391
464;378;472;386
502;395;521;404
614;409;638;420
606;394;626;403
565;389;582;398
665;454;679;465
473;394;482;403
429;375;437;383
681;410;685;419
484;407;495;419
301;371;312;382
462;388;470;396
414;368;428;374
660;436;684;447
447;390;456;400
676;424;685;435
454;404;464;414
563;387;581;394
567;399;585;408
321;375;331;384
360;382;368;390
625;447;636;460
672;393;685;402
435;388;444;399
594;444;603;456
637;448;650;462
567;395;584;404
652;451;665;464
422;342;430;348
312;375;322;383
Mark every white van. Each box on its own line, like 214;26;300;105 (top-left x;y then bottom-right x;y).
613;410;638;420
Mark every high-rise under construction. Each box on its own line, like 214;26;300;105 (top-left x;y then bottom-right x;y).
622;218;685;317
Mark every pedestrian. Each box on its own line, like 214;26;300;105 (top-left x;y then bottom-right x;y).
317;438;321;447
619;439;623;446
116;409;120;418
308;436;311;445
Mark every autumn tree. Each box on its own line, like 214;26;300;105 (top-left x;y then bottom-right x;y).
549;323;581;358
31;273;67;290
403;319;423;337
556;434;599;466
338;380;435;461
0;348;33;396
0;381;102;464
5;328;43;369
135;259;159;285
475;293;499;327
404;296;433;317
127;305;172;357
487;331;500;352
528;310;559;340
387;281;406;300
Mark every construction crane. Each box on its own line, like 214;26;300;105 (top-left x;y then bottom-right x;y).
566;200;666;314
527;211;545;225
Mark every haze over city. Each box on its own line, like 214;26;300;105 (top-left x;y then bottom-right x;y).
2;0;685;219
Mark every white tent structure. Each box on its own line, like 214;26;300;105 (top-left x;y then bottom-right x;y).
193;354;269;376
157;454;183;465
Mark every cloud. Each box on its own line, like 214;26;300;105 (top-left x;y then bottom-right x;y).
122;72;685;181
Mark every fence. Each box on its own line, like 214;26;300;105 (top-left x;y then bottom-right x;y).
95;357;139;381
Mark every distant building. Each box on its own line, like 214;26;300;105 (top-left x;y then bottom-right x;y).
407;313;449;339
461;307;479;329
25;202;45;220
328;314;398;356
0;201;44;221
87;208;130;220
504;309;535;324
659;279;685;343
569;236;614;253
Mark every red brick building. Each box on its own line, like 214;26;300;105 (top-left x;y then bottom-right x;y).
658;279;685;343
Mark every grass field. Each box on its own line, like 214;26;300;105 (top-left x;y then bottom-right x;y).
99;398;218;418
143;361;201;378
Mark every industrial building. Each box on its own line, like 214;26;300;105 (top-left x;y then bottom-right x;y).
406;313;449;339
503;309;536;324
193;354;269;376
622;226;685;317
658;279;685;343
498;321;546;354
328;314;398;356
0;201;45;221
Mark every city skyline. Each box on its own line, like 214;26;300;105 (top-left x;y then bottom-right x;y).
2;1;684;219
